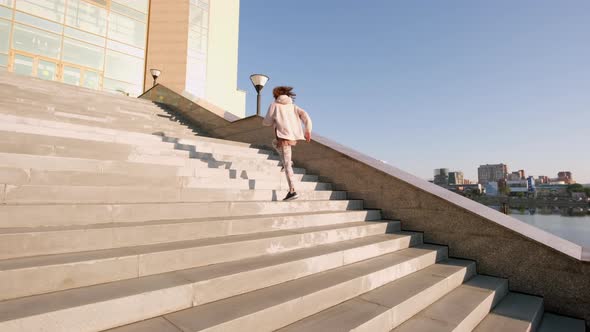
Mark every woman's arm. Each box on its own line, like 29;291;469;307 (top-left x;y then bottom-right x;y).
295;105;313;142
295;105;312;132
262;103;276;127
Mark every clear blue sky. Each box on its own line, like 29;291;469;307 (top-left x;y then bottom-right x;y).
236;1;590;183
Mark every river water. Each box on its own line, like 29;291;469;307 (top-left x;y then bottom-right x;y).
508;210;590;248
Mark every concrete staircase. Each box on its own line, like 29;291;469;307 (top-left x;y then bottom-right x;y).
0;72;584;332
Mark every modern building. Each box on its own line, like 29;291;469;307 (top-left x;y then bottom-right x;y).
485;182;499;196
448;171;464;185
526;176;536;194
507;170;525;181
0;0;246;117
557;171;575;184
448;183;484;195
536;176;550;185
433;168;449;186
478;163;508;185
507;180;529;196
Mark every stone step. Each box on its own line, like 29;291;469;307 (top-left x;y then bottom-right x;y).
0;113;269;156
0;94;190;122
184;177;332;191
0;162;326;192
0;115;267;163
0;102;176;129
0;210;383;259
0;102;199;136
0;85;168;119
0;233;422;332
277;259;476;332
0;221;395;300
0;199;361;228
538;313;586;332
0;131;281;170
1;184;345;204
0;129;190;158
130;245;447;332
0;71;156;106
473;292;544;332
0;166;319;187
0;154;309;184
391;275;509;332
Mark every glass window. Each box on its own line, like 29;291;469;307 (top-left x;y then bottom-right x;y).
65;0;107;36
0;0;13;8
104;50;143;85
103;77;141;97
0;5;11;19
191;0;209;10
107;39;144;58
16;0;65;23
0;19;9;53
12;24;62;59
62;38;104;70
13;53;33;75
185;2;208;97
37;59;56;80
107;12;146;49
83;70;100;89
63;66;81;86
112;0;148;14
0;53;7;66
110;2;146;22
64;27;105;47
188;30;207;54
15;11;62;34
189;5;206;29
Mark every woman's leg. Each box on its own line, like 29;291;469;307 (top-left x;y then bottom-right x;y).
281;145;295;192
272;139;285;170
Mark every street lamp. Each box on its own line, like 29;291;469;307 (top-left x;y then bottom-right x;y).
249;74;269;116
150;69;161;87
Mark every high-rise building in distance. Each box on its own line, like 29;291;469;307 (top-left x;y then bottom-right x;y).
557;171;575;184
478;163;508;185
448;171;464;185
433;168;449;186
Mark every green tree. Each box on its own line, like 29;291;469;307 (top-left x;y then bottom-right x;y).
567;184;585;193
499;186;510;196
585;187;590;197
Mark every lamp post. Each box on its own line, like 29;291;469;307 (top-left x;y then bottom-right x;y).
249;74;269;116
150;69;161;87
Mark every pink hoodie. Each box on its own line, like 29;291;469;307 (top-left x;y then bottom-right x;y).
262;95;312;141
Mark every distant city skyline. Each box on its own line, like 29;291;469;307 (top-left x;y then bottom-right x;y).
237;1;590;183
432;164;581;184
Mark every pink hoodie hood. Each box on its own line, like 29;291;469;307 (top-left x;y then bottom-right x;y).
276;95;293;105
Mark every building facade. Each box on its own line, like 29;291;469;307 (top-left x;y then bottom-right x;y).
506;180;529;196
536;176;550;185
433;168;449;186
448;171;464;185
478;163;508;185
557;171;575;184
0;0;245;117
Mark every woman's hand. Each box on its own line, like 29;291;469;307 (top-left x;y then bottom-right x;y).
305;131;312;143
